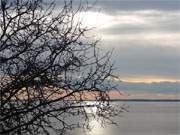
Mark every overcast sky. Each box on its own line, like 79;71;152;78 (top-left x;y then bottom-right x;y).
88;0;180;82
56;0;180;83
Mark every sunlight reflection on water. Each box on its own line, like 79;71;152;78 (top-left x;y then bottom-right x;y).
87;120;106;135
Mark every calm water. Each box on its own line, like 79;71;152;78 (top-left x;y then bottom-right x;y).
75;101;179;135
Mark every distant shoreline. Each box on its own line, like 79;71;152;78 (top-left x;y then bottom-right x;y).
82;99;180;102
109;99;180;102
8;99;180;103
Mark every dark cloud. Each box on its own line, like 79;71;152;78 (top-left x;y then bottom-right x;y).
95;0;179;13
93;1;180;81
100;43;179;80
113;81;180;94
53;0;179;13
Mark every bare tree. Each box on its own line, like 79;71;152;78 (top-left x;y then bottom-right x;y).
0;0;122;134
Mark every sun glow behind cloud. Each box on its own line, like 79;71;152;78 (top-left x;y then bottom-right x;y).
77;10;180;47
76;11;114;29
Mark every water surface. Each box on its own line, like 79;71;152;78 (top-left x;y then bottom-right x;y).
81;101;179;135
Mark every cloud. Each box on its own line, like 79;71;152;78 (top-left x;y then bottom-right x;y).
101;33;180;47
99;43;179;81
98;10;180;33
91;10;180;80
95;10;180;46
87;10;180;50
95;0;179;13
111;80;180;94
54;1;180;82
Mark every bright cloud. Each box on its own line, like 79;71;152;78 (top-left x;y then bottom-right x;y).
101;32;180;47
80;10;180;48
76;11;114;29
54;1;180;83
85;10;180;29
82;9;179;81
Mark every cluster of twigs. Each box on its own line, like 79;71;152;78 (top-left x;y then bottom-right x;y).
0;0;122;134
